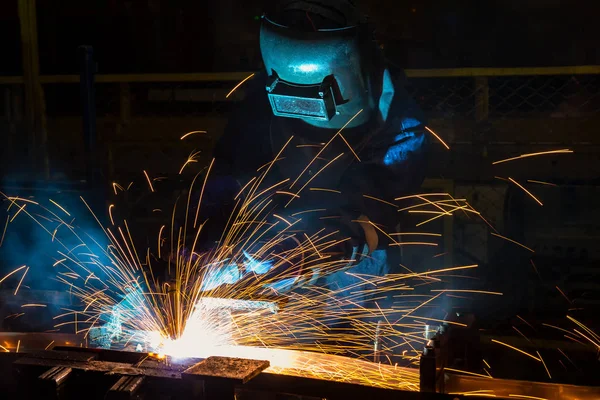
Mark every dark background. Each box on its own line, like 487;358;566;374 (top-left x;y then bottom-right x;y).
1;0;600;75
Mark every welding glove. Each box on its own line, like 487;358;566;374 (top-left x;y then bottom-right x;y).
324;210;380;270
199;252;274;292
200;262;242;291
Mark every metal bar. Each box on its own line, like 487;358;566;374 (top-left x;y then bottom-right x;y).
38;366;72;387
474;77;489;122
405;65;600;77
0;76;26;84
79;46;98;187
246;372;457;400
119;83;131;125
107;375;145;400
1;65;600;86
40;72;256;84
18;0;49;179
182;356;270;384
419;346;436;392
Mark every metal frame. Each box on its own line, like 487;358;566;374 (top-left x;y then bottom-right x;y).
1;346;465;400
2;66;600;85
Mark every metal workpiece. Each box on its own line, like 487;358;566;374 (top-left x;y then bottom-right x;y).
107;375;146;400
183;357;270;399
1;346;459;400
183;356;270;383
37;366;73;400
1;337;599;400
8;347;271;400
39;366;73;387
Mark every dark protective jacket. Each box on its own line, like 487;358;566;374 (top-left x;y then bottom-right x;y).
211;66;429;250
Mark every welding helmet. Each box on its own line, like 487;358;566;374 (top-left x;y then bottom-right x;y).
260;0;380;128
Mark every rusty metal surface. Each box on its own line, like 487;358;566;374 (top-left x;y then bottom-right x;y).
38;366;72;386
14;355;200;379
183;356;270;383
1;336;599;400
24;349;97;362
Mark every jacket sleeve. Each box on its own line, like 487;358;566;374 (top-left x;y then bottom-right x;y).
336;78;430;247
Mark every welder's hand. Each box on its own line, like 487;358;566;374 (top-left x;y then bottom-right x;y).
330;213;379;270
242;251;274;275
355;214;379;256
200;252;274;292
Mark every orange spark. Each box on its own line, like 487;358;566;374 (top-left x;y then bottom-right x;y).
512;326;531;342
275;191;301;199
290;109;363;188
226;73;255;98
157;225;165;259
516;315;536;331
363;194;397;208
0;265;28;285
508;177;543;206
337;131;361;161
491;339;541;361
291;208;326;217
444;368;493;379
492;149;572;165
530;259;541;280
408;316;466;327
395;193;451;201
527;180;558;187
424;126;450;150
310;188;341;194
0;216;8;247
49;199;71;216
537;351;552;379
389;242;438;247
193;158;215;228
389;232;442;237
9;204;26;223
286;153;345;207
555;286;572;304
108;204;115;225
6;197;38;206
112;182;124;195
180;130;207;140
272;214;292;226
430;289;503;296
490;232;534;252
52;258;66;267
143;170;155;192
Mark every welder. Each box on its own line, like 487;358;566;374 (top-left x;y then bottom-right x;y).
199;0;429;301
